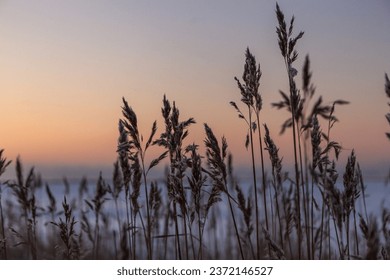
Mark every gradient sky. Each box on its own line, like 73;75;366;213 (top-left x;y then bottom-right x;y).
0;0;389;180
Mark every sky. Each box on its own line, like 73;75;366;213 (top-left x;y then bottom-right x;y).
0;0;389;180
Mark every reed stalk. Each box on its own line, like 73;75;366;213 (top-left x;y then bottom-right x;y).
204;123;244;259
0;150;11;259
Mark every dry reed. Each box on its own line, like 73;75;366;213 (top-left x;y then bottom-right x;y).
0;3;388;260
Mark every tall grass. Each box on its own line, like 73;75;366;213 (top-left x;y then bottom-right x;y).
0;3;388;260
231;47;268;258
0;150;11;259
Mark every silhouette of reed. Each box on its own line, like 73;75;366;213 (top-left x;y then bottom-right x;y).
0;3;388;260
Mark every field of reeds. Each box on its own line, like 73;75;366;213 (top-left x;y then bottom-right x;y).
1;3;389;260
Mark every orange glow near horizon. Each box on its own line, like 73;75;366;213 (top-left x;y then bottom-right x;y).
0;1;389;179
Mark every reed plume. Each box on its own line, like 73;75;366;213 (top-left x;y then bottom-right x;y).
51;196;79;259
154;95;195;259
204;123;244;259
231;47;267;258
275;2;304;258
